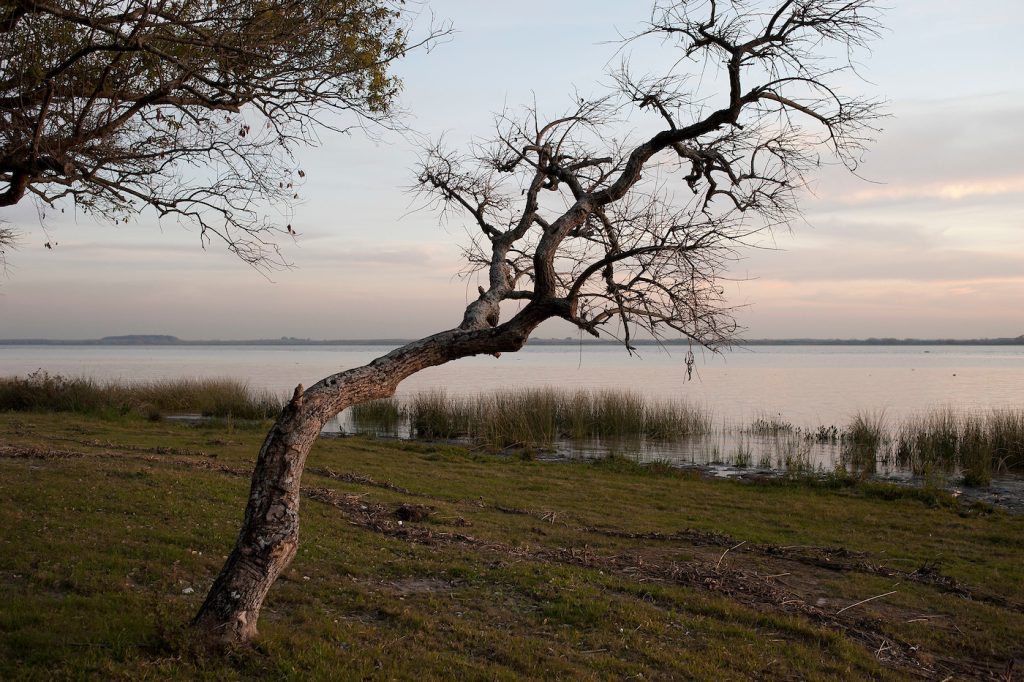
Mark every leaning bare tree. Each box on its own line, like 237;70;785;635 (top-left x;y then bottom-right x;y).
193;0;882;643
0;0;429;267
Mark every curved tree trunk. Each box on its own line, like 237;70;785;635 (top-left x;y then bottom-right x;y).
192;306;551;642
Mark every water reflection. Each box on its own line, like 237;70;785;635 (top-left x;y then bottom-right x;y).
322;410;918;479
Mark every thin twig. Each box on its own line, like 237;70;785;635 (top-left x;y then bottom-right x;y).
715;540;745;570
837;590;897;615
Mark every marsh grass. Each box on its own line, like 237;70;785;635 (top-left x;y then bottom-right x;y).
369;392;1023;484
481;388;561;446
589;452;700;479
350;397;404;433
807;424;842;444
841;443;878;476
987;410;1024;472
397;388;711;449
893;409;1024;485
732;445;752;468
780;449;818;479
643;396;711;440
592;390;646;440
0;371;283;419
749;414;795;435
833;409;1024;484
835;412;886;477
408;390;470;439
844;411;887;449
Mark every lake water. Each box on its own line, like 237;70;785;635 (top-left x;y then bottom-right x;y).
2;343;1021;428
3;343;1023;480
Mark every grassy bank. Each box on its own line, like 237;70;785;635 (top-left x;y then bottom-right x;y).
0;371;283;420
1;412;1022;680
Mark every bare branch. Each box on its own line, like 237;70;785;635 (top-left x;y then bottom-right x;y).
414;0;881;350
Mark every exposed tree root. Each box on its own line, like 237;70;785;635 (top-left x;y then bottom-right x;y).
307;466;415;496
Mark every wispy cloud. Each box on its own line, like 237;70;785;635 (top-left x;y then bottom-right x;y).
835;176;1024;204
735;276;1024;338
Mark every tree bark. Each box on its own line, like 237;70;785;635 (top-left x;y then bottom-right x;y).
192;307;549;642
0;171;29;207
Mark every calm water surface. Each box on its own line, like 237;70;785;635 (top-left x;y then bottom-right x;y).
2;343;1021;428
5;343;1024;481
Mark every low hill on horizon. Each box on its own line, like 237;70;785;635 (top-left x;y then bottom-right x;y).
1;334;1023;346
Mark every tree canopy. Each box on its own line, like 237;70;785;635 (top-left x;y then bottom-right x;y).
0;0;422;266
193;0;885;643
416;0;882;349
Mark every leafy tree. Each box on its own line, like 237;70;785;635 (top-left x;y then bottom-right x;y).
0;0;427;266
193;0;883;643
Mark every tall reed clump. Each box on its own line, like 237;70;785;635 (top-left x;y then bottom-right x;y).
0;371;283;419
642;395;713;441
895;408;962;478
408;390;471;439
131;377;283;419
591;390;647;441
893;408;1024;485
478;388;561;447
350;397;404;433
841;411;887;476
0;371;107;413
560;390;594;442
403;387;710;449
958;418;993;488
987;410;1024;473
844;411;887;449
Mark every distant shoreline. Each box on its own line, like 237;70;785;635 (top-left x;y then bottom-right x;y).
1;334;1022;347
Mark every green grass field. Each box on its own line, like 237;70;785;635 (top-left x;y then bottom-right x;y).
1;412;1021;680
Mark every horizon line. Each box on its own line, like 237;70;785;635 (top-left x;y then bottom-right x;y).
1;334;1023;347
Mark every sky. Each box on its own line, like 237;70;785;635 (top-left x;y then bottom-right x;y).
1;0;1022;341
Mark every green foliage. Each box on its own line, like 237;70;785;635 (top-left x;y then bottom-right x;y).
0;1;422;266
